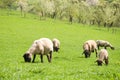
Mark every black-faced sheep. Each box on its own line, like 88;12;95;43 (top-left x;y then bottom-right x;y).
96;40;115;50
82;40;98;58
52;38;60;52
96;49;108;66
23;38;53;63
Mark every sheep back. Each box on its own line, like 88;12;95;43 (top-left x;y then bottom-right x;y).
37;38;53;55
96;40;114;50
96;40;110;47
87;40;97;52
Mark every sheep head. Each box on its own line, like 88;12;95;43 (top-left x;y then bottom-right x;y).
23;53;31;62
83;50;90;58
53;47;59;52
96;60;103;66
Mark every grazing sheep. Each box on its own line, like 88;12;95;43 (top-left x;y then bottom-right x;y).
82;40;98;58
52;38;60;52
96;49;108;66
23;38;53;63
96;40;115;50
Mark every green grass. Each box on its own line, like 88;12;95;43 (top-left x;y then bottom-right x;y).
0;9;120;80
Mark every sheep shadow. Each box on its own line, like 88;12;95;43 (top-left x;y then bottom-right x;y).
54;56;70;61
29;68;45;74
77;56;85;58
21;61;41;63
30;69;43;74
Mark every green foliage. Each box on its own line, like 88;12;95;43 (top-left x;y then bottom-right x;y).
0;9;120;80
0;0;17;8
1;0;120;27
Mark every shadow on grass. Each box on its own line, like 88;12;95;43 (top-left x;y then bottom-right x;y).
29;68;45;74
77;56;85;58
54;56;70;61
90;63;98;66
30;70;43;74
21;61;41;63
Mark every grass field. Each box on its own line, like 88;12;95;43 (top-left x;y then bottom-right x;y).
0;9;120;80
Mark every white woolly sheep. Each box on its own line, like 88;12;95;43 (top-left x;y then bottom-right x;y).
52;38;60;52
82;40;98;58
96;49;108;66
23;38;53;63
96;40;115;50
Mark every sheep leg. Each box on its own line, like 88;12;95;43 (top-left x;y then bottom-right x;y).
49;51;52;62
95;49;98;57
89;53;91;57
40;54;43;63
110;47;113;49
32;54;36;63
105;57;109;65
46;55;51;62
104;46;107;49
97;45;100;50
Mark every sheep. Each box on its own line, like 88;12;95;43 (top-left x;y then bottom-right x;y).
23;38;53;63
52;38;60;52
96;40;115;50
96;49;108;66
82;40;98;58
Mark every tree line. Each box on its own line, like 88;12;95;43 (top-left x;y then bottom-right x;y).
0;0;120;27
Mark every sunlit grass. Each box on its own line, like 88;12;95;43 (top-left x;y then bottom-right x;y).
0;9;120;80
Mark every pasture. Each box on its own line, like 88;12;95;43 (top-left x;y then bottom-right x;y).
0;10;120;80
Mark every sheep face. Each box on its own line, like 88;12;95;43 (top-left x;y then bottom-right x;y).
23;53;31;62
96;60;103;66
53;47;59;52
83;50;90;58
